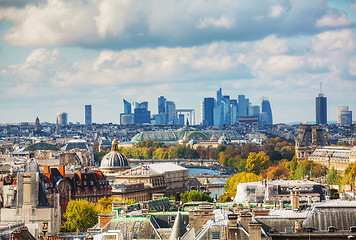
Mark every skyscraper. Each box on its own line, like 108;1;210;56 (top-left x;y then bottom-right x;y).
133;101;150;124
158;96;166;114
238;94;249;117
57;112;68;126
261;97;273;125
123;99;131;114
85;105;92;125
316;90;327;125
201;97;215;126
337;106;348;124
166;101;176;125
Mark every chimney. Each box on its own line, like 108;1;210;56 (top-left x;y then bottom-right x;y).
291;190;300;210
98;213;114;228
248;221;262;240
238;213;252;230
58;166;65;178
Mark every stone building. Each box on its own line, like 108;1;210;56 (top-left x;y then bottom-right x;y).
0;159;61;238
295;125;330;160
99;139;131;173
308;146;356;172
108;163;188;200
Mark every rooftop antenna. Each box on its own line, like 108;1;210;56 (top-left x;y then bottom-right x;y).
320;82;322;94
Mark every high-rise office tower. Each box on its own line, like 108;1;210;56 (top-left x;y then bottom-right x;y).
85;105;92;125
238;94;249;117
158;96;166;114
166;101;177;125
201;97;215;126
217;88;223;105
340;110;352;125
251;105;260;116
261;97;273;125
338;106;352;125
57;112;68;126
337;106;348;124
316;87;327;125
133;101;150;125
123;99;131;114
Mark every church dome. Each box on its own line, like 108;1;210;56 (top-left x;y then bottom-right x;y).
100;139;130;173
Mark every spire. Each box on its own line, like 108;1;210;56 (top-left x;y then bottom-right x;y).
168;211;187;240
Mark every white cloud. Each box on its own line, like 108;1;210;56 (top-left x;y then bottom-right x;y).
263;55;305;75
0;0;346;49
254;35;288;54
268;5;285;18
311;29;355;53
316;10;353;27
349;58;356;76
196;15;234;29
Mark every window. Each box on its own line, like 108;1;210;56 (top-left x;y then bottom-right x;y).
133;234;137;239
212;232;220;239
150;235;155;239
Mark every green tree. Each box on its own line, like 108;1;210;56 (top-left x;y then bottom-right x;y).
326;167;342;186
94;150;108;164
245;151;270;175
215;144;227;158
180;190;213;203
62;199;98;232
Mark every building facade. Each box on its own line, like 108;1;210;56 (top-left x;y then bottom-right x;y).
316;93;327;125
85;104;92;125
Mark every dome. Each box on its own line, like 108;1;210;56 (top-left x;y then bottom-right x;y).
100;139;130;173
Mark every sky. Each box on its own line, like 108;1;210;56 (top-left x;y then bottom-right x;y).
0;0;355;124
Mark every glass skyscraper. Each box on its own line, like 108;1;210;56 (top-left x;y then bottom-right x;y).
85;105;92;125
316;93;327;125
261;97;273;125
202;97;215;126
123;99;131;114
158;96;166;114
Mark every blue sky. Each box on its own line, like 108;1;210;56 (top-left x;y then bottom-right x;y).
0;0;355;124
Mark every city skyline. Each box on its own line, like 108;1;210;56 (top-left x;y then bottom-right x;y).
0;0;355;124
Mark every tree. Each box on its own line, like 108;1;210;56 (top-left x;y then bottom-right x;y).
152;148;168;159
96;197;135;214
215;144;227;158
263;164;290;180
94;150;108;164
62;199;98;232
220;172;263;202
245;151;270;175
180;190;213;203
326;167;342;186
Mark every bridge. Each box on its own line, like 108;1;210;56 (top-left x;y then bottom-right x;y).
128;158;219;167
191;174;232;185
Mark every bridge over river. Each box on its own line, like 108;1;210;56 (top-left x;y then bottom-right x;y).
129;158;219;167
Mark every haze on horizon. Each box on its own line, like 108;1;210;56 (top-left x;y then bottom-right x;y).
0;0;355;124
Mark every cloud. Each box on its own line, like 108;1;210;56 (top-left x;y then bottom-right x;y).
311;29;355;53
0;0;350;49
349;58;356;76
268;5;286;18
254;35;288;54
316;10;353;27
196;15;234;29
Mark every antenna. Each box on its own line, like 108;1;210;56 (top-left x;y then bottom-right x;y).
320;82;322;94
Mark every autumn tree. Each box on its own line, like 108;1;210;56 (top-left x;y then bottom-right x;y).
96;196;136;214
245;151;271;175
262;164;290;180
62;199;97;232
219;172;263;202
